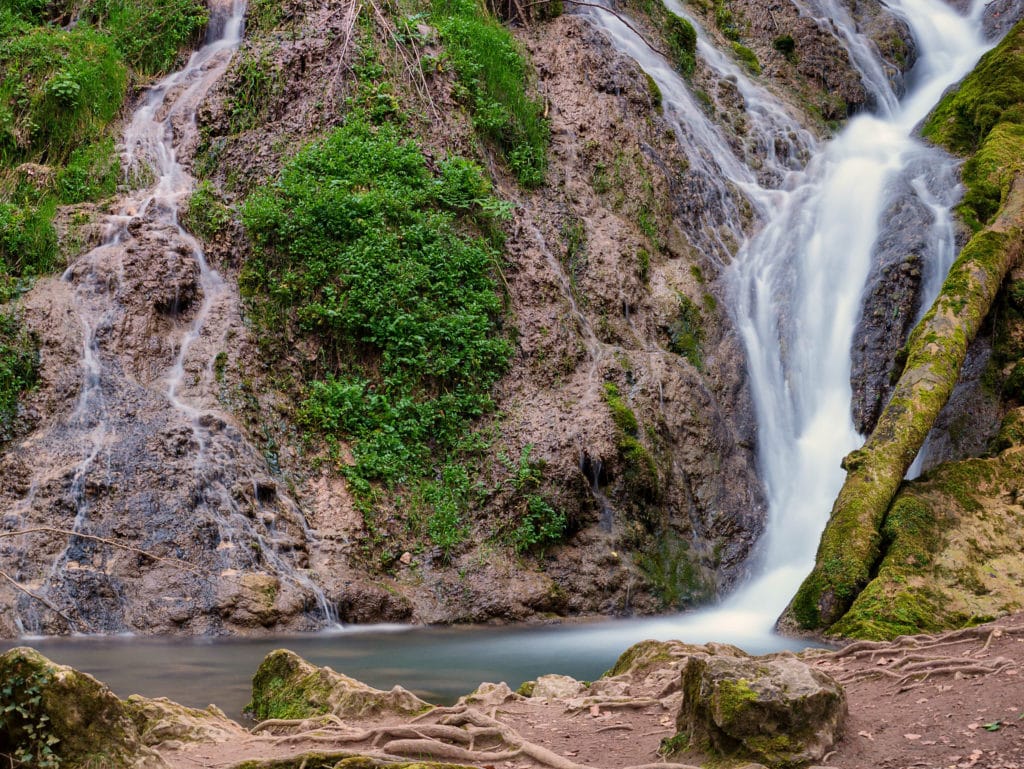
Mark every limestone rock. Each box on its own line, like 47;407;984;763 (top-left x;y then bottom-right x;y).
125;696;245;748
0;647;165;768
247;649;431;722
457;681;520;708
677;653;846;768
531;674;587;699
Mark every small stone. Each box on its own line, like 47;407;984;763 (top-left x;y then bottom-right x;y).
399;551;412;564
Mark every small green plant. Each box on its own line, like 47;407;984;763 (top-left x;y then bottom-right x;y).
511;495;566;553
714;0;740;41
731;42;761;74
602;382;639;435
0;666;60;768
665;12;697;76
502;445;566;553
182;181;233;241
773;33;796;61
0;311;37;446
667;293;704;368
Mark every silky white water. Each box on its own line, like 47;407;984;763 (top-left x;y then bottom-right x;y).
581;0;995;643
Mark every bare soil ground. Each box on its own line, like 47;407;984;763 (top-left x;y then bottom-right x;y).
157;613;1024;769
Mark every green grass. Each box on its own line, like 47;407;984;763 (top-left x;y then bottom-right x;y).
430;0;549;187
242;114;513;520
0;24;126;168
72;0;208;76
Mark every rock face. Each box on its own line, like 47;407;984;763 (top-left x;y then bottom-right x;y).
677;653;846;768
247;649;431;722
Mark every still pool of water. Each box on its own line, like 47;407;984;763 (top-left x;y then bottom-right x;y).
2;617;818;720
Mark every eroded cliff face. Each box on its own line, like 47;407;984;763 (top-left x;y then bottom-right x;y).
0;0;918;634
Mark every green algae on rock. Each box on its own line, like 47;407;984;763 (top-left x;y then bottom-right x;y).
0;646;163;768
247;649;431;722
831;447;1024;639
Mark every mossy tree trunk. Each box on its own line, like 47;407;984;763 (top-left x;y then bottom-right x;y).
782;178;1024;632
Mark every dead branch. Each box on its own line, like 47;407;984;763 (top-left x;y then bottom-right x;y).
521;0;669;59
0;571;83;632
0;527;204;575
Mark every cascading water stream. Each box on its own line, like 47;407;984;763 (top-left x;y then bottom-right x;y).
578;0;996;641
4;0;337;634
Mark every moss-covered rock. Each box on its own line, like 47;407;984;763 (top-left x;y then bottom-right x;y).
246;649;431;722
0;647;164;768
831;447;1024;639
676;653;846;768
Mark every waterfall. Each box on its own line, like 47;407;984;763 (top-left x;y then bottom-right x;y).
579;0;996;642
6;0;336;634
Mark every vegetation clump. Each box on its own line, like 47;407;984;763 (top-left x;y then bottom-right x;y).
242;114;513;547
0;310;37;446
431;0;549;187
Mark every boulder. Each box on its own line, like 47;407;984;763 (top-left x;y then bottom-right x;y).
0;647;165;768
676;653;846;768
124;696;245;749
531;674;587;699
247;649;431;722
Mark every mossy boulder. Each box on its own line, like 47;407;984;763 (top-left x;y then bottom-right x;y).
247;649;431;722
676;653;846;768
0;647;164;768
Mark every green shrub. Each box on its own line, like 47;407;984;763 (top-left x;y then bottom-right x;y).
773;33;796;59
0;311;38;446
74;0;208;75
55;136;118;203
667;293;704;368
0;200;58;293
511;495;566;553
242;115;513;497
182;181;233;241
431;0;549;187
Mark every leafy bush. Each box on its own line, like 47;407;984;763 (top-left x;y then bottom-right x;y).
511;495;566;553
182;180;233;241
242;115;513;496
667;293;704;368
54;136;119;203
431;0;549;187
0;200;58;296
773;34;796;59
